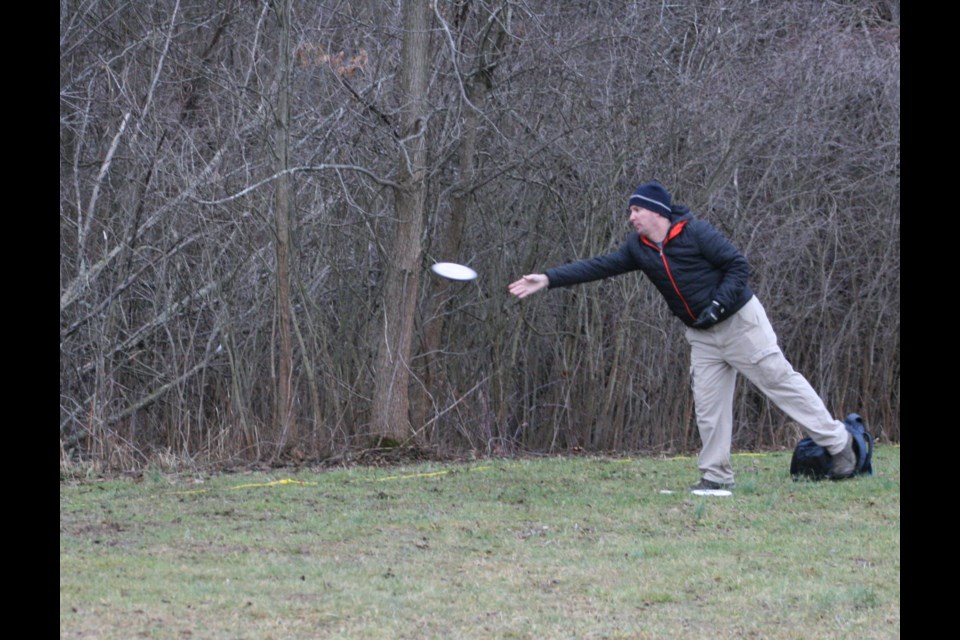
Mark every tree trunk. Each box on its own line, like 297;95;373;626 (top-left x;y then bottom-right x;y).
370;0;432;443
272;0;296;454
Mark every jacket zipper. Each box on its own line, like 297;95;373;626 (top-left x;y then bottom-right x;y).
642;221;697;321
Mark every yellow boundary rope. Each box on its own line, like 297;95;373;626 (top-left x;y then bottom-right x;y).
173;477;318;495
378;466;491;482
173;468;493;494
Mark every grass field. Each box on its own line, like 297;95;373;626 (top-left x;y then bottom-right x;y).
60;447;900;639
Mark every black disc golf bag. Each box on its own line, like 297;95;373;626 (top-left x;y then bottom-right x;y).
790;413;874;480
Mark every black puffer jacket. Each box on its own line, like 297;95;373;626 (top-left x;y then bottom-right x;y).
545;209;754;327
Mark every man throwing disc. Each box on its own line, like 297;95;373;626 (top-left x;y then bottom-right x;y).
508;181;856;491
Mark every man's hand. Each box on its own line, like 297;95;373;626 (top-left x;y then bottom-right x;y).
692;300;725;329
508;274;549;299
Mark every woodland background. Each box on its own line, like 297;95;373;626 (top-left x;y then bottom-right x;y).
60;0;900;468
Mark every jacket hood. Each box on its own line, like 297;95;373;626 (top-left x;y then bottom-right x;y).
670;204;692;222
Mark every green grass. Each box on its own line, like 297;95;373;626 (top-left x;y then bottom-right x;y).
61;447;900;639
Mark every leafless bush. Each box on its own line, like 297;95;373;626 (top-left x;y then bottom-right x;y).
60;0;899;469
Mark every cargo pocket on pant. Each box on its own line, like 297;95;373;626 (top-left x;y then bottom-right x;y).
749;345;793;385
735;299;779;356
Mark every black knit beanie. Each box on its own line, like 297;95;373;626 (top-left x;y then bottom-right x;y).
628;181;672;219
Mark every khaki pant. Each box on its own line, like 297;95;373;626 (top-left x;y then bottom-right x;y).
684;296;848;484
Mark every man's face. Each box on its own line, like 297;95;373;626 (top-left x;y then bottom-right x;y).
628;205;663;238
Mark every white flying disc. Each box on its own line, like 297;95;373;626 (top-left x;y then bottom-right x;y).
691;489;733;497
431;262;478;281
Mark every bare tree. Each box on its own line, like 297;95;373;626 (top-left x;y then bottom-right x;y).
270;0;298;456
369;0;433;443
